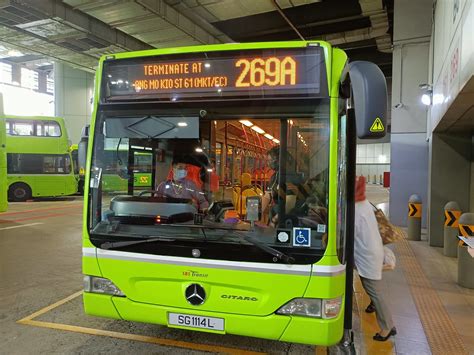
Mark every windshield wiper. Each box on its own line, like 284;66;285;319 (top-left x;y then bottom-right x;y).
195;226;294;264
229;230;295;264
100;236;176;250
100;226;294;264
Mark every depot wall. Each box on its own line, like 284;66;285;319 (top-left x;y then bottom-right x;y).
426;0;474;245
54;63;94;143
389;0;432;228
430;0;474;131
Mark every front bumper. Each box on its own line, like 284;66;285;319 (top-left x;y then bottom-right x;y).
83;292;344;346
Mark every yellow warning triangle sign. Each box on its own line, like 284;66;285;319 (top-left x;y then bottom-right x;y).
370;117;385;132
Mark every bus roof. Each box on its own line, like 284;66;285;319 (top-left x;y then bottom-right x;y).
99;40;330;63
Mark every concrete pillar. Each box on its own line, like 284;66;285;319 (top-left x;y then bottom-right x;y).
429;134;471;246
443;201;461;257
389;0;433;228
54;62;94;143
11;64;21;85
458;213;474;289
38;71;47;94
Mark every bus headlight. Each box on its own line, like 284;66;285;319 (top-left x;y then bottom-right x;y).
84;276;125;297
276;298;322;318
276;297;342;319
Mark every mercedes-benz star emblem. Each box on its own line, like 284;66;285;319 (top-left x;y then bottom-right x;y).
185;284;206;306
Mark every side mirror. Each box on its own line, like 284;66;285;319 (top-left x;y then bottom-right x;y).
349;61;387;139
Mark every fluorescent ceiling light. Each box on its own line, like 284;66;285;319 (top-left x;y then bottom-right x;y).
273;138;280;144
177;122;188;127
264;133;274;140
251;125;265;134
7;49;23;57
239;120;253;127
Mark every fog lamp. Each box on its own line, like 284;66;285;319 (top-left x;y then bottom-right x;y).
322;297;342;319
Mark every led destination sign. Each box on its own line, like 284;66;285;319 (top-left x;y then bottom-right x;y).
103;47;327;101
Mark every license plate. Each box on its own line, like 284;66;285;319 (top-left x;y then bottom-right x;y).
168;312;224;331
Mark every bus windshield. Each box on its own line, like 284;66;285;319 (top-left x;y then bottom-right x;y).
89;99;330;265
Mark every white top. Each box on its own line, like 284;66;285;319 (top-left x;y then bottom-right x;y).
354;199;384;280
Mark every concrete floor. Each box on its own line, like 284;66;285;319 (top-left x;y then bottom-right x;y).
0;198;315;354
1;186;473;354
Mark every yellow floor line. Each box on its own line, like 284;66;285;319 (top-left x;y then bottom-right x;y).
314;346;327;354
17;290;83;322
17;291;265;355
395;238;468;355
354;274;395;355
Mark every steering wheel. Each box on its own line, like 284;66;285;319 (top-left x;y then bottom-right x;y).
138;190;164;197
137;190;195;205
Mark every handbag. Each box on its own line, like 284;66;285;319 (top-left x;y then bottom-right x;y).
369;202;405;244
382;246;396;271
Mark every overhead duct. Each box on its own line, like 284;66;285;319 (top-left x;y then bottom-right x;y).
0;0;152;71
164;0;233;43
358;0;392;53
309;0;391;53
64;0;227;48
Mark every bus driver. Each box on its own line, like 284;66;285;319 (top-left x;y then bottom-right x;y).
156;159;209;211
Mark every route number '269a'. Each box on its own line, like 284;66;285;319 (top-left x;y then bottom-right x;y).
235;57;296;87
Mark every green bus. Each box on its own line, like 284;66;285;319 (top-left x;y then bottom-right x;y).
101;140;153;193
5;116;78;201
83;41;386;348
78;130;153;193
0;117;6;211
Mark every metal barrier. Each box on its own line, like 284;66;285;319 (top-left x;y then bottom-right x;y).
443;201;461;257
407;194;422;241
458;213;474;289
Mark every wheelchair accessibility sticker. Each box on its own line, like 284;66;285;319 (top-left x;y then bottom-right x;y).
292;227;311;247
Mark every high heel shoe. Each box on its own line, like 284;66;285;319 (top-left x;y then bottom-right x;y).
373;327;397;341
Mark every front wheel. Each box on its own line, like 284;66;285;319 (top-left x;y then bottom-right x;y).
8;183;32;202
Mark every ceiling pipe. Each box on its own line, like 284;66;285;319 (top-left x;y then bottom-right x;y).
358;0;392;53
271;0;305;41
304;0;392;53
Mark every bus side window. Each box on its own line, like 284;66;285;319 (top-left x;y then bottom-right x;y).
37;121;61;137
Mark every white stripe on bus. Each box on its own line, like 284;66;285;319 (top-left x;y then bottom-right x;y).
83;247;345;276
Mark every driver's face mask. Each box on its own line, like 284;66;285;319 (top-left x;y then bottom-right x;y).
173;167;187;180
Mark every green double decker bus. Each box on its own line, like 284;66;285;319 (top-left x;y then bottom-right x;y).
5;116;78;201
83;41;386;347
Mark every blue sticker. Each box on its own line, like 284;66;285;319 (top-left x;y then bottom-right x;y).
292;227;311;247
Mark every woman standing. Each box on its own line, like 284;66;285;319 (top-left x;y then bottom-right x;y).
354;176;396;341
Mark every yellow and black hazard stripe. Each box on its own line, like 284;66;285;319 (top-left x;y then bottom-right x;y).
444;210;461;228
408;203;421;218
459;224;474;246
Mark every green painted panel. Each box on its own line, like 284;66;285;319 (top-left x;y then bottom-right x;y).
83;292;121;320
112;296;290;340
280;309;344;345
98;257;310;316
